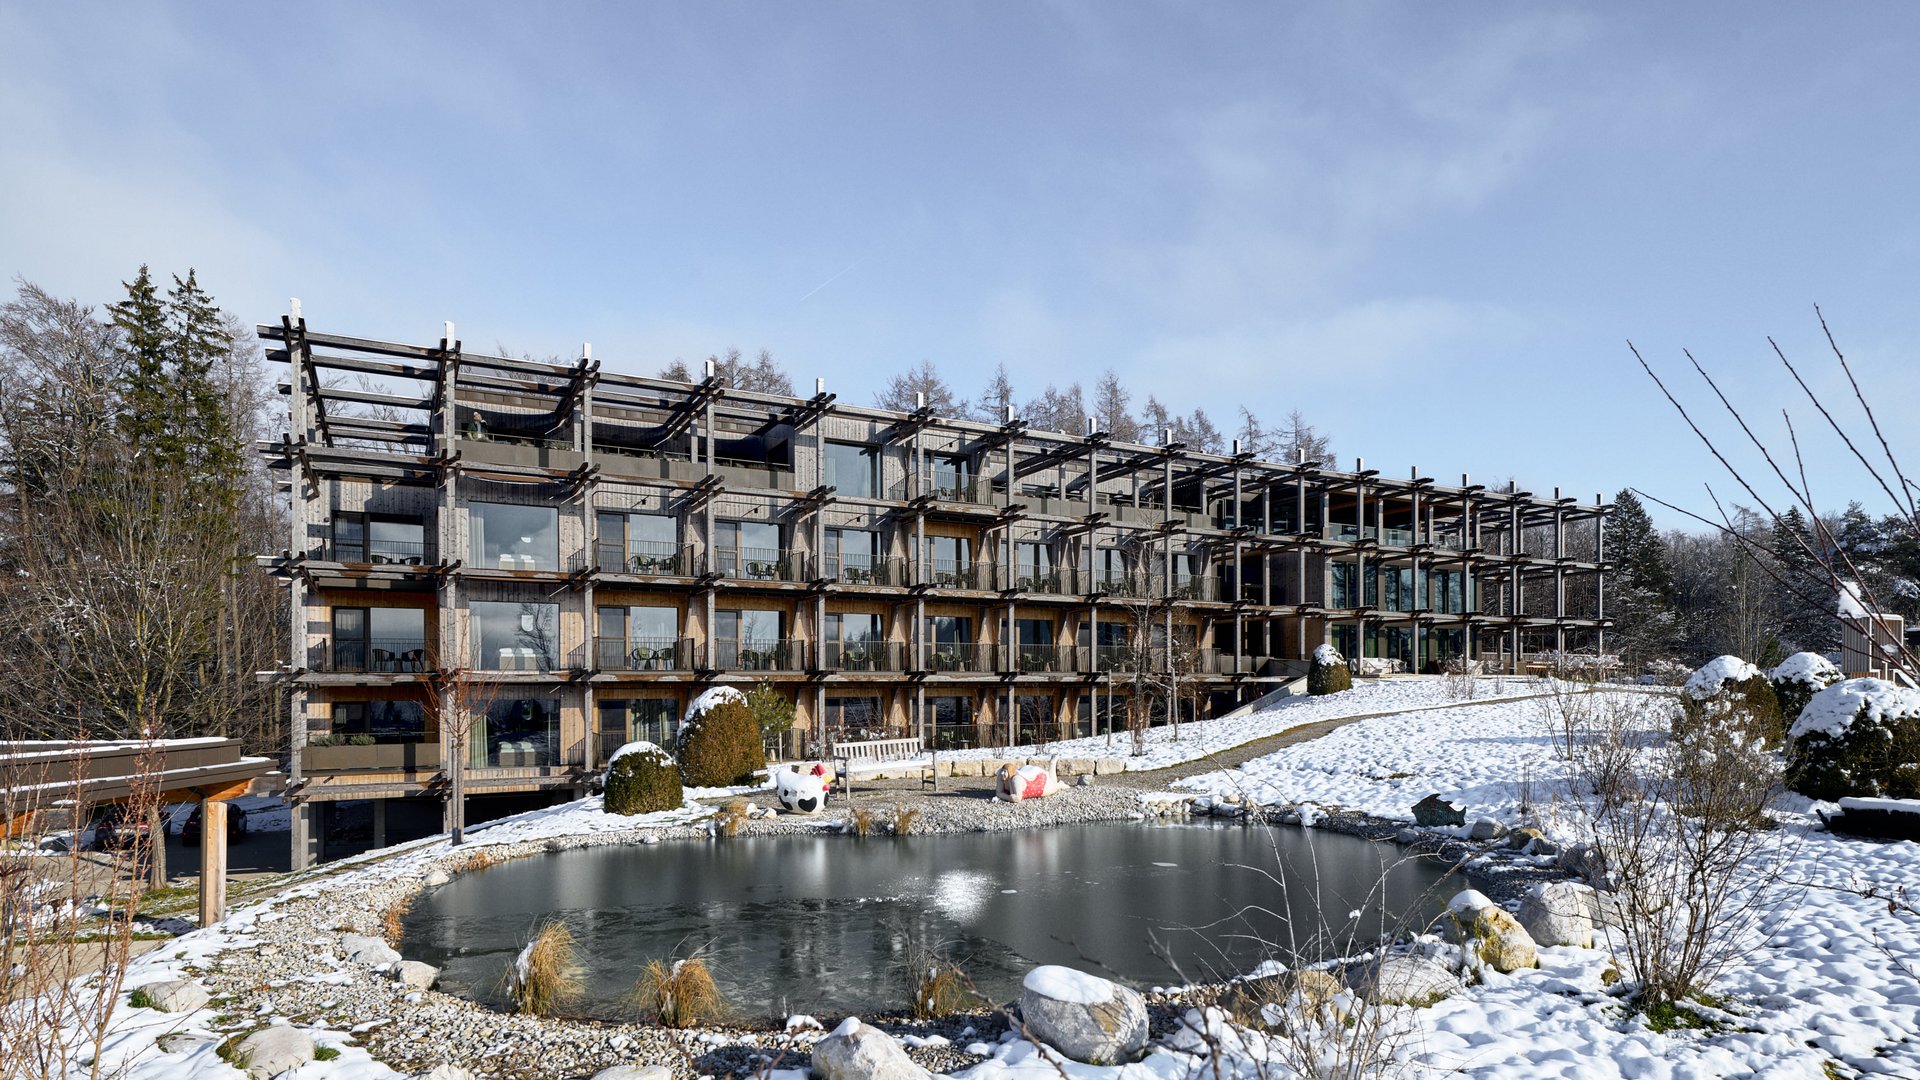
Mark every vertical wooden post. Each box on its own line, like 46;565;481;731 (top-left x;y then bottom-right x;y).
199;799;227;927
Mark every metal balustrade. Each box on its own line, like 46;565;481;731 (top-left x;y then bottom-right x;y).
819;640;906;672
596;540;691;576
710;546;803;582
712;639;807;671
595;636;693;671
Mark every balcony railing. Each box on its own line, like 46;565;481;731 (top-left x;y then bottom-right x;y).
710;546;803;583
320;637;431;673
819;640;906;672
918;469;987;503
922;641;991;673
712;639;807;672
303;741;441;772
920;558;990;590
595;636;694;671
319;539;436;566
596;540;691;576
1003;563;1068;594
823;553;907;587
1012;643;1080;674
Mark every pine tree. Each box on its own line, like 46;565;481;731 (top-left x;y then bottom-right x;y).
1771;507;1838;652
1605;489;1680;669
110;265;171;460
168;269;240;507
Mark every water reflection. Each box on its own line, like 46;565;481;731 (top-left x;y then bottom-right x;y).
401;821;1456;1020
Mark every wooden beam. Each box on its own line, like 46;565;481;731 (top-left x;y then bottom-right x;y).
199;798;228;927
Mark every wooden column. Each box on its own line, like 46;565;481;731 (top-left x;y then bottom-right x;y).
199;799;228;927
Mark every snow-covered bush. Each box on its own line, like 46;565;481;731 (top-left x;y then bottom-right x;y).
678;696;764;787
1645;658;1692;686
603;742;682;815
1677;655;1785;747
1786;677;1920;801
1307;644;1351;696
1769;652;1843;730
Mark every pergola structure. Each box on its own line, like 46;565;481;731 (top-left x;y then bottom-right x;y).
1;739;277;926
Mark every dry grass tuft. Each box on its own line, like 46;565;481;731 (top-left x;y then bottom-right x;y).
715;799;752;838
847;806;879;838
380;895;413;947
906;953;974;1018
448;849;499;875
891;805;923;836
506;919;581;1016
636;957;726;1028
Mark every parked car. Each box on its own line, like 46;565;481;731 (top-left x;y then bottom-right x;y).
178;804;248;846
84;804;152;852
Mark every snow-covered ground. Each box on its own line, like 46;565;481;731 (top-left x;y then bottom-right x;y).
28;678;1920;1079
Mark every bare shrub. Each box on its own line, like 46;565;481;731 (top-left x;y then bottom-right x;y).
1548;687;1795;1014
380;895;412;948
1441;655;1479;702
636;956;725;1028
846;806;878;838
506;919;580;1016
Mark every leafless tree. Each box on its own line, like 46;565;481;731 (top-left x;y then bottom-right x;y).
873;359;961;415
1631;309;1919;680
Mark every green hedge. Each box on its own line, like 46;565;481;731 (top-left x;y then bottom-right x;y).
1769;653;1843;732
678;699;764;787
605;746;683;815
1677;670;1785;749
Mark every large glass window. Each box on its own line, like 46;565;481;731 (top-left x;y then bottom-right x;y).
470;503;559;571
596;606;680;668
824;696;884;741
924;615;975;672
598;511;679;573
1093;548;1128;589
715;520;786;578
596;697;677;761
1015;542;1056;590
925;454;974;501
925;535;974;587
329;701;428;743
824;528;882;582
930;695;976;749
471;600;560;670
824;441;879;499
824;612;883;669
331;607;427;672
713;609;790;669
472;696;560;767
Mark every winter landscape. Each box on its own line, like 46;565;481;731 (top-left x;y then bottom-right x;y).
8;6;1920;1080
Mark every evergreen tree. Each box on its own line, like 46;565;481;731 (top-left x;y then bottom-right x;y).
1771;507;1838;652
168;269;240;507
1604;489;1680;669
110;265;171;459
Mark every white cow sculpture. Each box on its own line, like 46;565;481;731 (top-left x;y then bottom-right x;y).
995;759;1063;803
775;762;837;814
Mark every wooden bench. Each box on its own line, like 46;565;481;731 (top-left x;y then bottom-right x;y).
829;737;931;795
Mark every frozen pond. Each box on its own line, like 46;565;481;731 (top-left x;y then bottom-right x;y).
401;820;1457;1020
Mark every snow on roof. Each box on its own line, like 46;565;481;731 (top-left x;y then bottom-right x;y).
1789;677;1920;740
1769;651;1842;688
1683;655;1762;700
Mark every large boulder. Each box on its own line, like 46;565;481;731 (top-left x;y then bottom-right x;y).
1343;953;1459;1005
1412;794;1465;828
340;934;401;966
137;979;210;1013
809;1017;931;1080
1017;965;1149;1066
1445;890;1538;973
1515;881;1595;949
233;1026;315;1080
1787;677;1920;801
393;961;440;991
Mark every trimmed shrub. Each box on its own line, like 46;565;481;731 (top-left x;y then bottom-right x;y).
1307;643;1351;696
1787;677;1920;801
1676;656;1784;748
1769;652;1843;731
604;745;682;815
678;698;765;787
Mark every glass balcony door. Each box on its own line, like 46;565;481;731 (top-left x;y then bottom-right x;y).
471;600;560;671
597;605;679;669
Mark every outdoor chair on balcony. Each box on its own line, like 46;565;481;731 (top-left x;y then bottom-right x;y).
843;566;872;584
746;561;780;580
399;649;426;672
372;648;398;671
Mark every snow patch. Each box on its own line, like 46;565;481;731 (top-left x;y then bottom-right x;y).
683;685;745;725
1770;651;1842;687
1021;965;1114;1005
1312;643;1344;665
1683;655;1762;700
1789;677;1920;739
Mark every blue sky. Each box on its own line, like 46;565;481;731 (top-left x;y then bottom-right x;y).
4;2;1918;527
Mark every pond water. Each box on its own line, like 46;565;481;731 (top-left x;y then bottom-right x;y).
401;821;1458;1021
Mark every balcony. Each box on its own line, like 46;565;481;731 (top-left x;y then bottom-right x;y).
318;539;437;566
823;553;908;587
710;546;804;583
1003;563;1069;595
917;469;988;504
819;640;906;672
712;639;807;672
316;638;431;674
922;642;991;673
921;559;989;590
595;636;694;672
302;740;441;773
1012;644;1081;674
596;540;692;576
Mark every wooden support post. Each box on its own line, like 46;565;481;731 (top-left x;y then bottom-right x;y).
199;798;228;927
